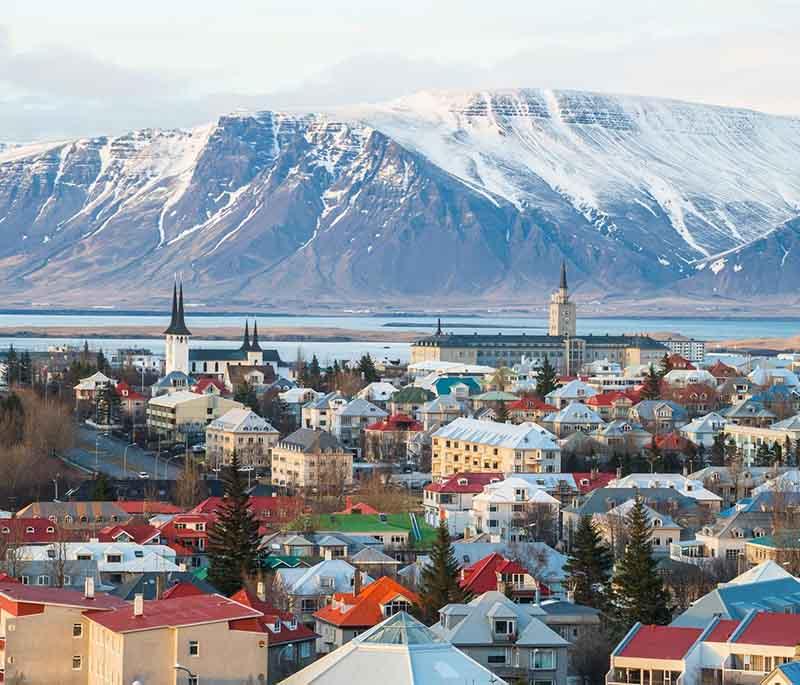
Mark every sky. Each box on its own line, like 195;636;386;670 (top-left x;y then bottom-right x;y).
2;0;799;140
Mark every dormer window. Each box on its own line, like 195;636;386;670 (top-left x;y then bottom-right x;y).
25;527;34;534
653;519;662;527
273;619;281;633
320;576;334;589
457;478;468;486
494;619;515;635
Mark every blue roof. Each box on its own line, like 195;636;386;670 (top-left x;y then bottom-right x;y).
776;662;800;684
433;376;482;396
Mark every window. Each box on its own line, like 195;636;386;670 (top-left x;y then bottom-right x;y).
188;677;199;685
532;650;556;670
383;599;411;617
72;656;82;670
77;553;92;561
21;576;29;585
300;641;312;658
494;620;513;635
134;550;144;558
73;623;83;638
106;554;122;563
189;640;200;656
301;599;317;612
37;575;50;586
487;652;507;664
64;575;72;586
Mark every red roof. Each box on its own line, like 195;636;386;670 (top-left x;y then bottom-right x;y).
0;518;72;544
705;619;739;643
709;360;738;378
618;625;703;660
193;377;228;395
97;524;161;545
667;354;696;370
86;593;260;633
161;582;208;600
365;414;423;432
735;612;800;646
459;553;544;595
313;576;419;628
572;472;616;493
336;497;380;516
425;472;504;494
114;381;147;402
191;496;303;523
0;582;127;613
115;501;184;515
653;432;692;452
230;588;317;645
586;391;634;408
507;397;556;413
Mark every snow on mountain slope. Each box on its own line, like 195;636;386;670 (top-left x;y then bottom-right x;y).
0;88;797;306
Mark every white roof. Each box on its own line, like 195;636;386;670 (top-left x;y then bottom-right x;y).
662;369;716;385
357;382;398;402
335;398;388;419
749;366;800;387
16;542;180;573
609;473;722;502
408;361;496;375
600;498;679;529
276;559;373;597
75;371;115;390
281;611;509;685
544;401;605;425
280;388;321;404
207;408;277;433
681;412;728;434
721;560;796;586
148;390;206;408
432;417;557;450
473;477;560;506
752;469;800;495
545;379;598;400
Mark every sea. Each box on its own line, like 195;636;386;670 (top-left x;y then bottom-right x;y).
0;311;796;366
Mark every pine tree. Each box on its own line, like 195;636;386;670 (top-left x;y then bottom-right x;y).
564;516;612;610
755;442;771;467
90;472;114;501
19;351;32;386
611;497;671;631
357;354;379;383
711;433;726;466
308;355;322;389
417;520;469;623
640;365;661;400
234;381;258;411
495;400;509;423
207;452;261;596
95;383;120;426
96;349;108;373
4;345;18;387
535;356;558;398
658;353;672;378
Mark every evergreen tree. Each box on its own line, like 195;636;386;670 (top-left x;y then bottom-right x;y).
96;349;109;373
711;433;726;467
658;353;673;378
755;442;771;467
772;441;783;466
308;355;322;389
234;381;258;411
784;437;793;466
640;365;661;400
535;356;558;398
357;354;379;383
696;442;707;466
564;516;613;610
5;345;18;387
417;520;470;623
495;400;509;423
95;383;121;426
90;472;114;501
611;497;671;631
207;452;261;596
18;351;32;386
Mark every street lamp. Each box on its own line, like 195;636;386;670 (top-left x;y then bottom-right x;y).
174;664;197;684
123;443;135;476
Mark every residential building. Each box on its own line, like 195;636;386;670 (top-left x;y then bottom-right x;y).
271;428;353;491
73;371;116;403
545;380;598;409
356;381;398;407
723;398;777;428
592;498;682;558
301;391;348;430
431;417;561;478
680;412;728;448
146;390;243;442
279;387;321;424
114;381;148;424
689;465;786;505
362;413;423;463
629;400;690;434
432;591;570;684
724;418;800;462
331;398;388;454
663;337;706;363
387;386;435;417
314;575;419;653
282;611;509;685
745;531;800;570
423;472;504;533
543;401;606;438
275;559;373;625
507;397;557;423
419;394;467;431
459;552;550;602
15;502;131;529
205;407;279;470
607;473;722;510
585;391;636;421
152;513;214;569
589;419;652;454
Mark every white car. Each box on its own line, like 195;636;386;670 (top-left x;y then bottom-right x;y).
137;471;150;479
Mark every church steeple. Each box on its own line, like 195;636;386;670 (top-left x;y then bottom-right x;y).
251;320;262;352
435;318;443;336
560;260;568;291
163;278;192;336
241;320;252;351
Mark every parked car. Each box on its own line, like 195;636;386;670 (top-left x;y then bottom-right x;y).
137;471;150;479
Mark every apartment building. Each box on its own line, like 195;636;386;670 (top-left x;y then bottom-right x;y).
205;407;279;469
423;472;504;533
146;390;243;442
271;428;353;491
431;418;561;478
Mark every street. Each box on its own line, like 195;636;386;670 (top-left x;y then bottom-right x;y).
65;425;183;480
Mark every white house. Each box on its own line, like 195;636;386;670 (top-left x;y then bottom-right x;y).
680;412;728;447
545;380;598;408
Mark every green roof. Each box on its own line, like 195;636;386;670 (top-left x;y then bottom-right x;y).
391;387;435;404
262;555;310;569
433;377;482;396
191;566;209;581
473;391;519;401
290;513;437;548
747;532;800;549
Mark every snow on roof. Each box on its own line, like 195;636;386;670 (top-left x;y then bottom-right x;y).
544;401;605;424
681;412;728;434
276;560;373;597
473;477;560;506
609;473;722;502
207;408;277;433
545;379;598;400
335;398;388;418
148;390;206;407
432;417;557;450
16;542;180;573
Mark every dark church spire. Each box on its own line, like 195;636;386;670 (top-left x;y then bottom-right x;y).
241;320;252;351
435;318;443;336
559;261;568;291
163;278;192;336
251;320;262;352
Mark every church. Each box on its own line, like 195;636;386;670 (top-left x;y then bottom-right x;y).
162;282;283;388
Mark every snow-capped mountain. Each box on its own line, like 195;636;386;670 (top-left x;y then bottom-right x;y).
0;89;798;307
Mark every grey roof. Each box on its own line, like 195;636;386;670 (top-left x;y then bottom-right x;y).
279;428;345;453
432;591;570;648
414;333;665;350
306;392;345;410
317;535;347;547
110;571;218;600
632;400;689;421
152;370;196;388
336;398;388;418
564;487;699;516
351;547;400;565
539;600;601;617
722;398;776;420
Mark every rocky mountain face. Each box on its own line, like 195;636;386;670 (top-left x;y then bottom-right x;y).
0;89;798;308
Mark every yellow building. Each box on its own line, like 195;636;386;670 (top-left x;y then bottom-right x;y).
205;407;279;469
146;390;243;442
431;417;561;478
272;428;353;491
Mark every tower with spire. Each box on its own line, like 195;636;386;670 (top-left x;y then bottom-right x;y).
548;261;577;337
163;279;192;375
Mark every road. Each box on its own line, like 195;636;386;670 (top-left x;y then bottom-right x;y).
65;425;183;480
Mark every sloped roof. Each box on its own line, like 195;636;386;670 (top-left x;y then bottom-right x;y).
279;428;345;453
618;625;702;660
230;587;318;645
545;401;605;425
314;576;418;628
425;472;504;494
207;408;277;433
459;553;532;595
336;398;388;419
432;417;557;450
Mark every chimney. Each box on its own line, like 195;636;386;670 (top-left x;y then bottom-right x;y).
615;467;622;480
534;585;541;605
84;576;95;599
353;570;363;596
133;593;144;617
345;495;352;511
257;581;266;602
566;589;575;603
155;575;163;600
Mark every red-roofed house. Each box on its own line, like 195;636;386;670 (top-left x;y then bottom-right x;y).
153;513;214;568
114;380;147;423
0;518;76;545
423;472;504;534
160;580;207;599
666;354;696;371
335;496;380;516
709;360;739;381
507;397;557;423
114;500;185;517
231;586;318;683
362;413;423;462
313;576;418;653
97;523;161;545
653;431;693;455
661;383;719;417
586;391;636;421
571;471;616;494
191;495;303;528
459;552;549;602
86;593;268;684
192;376;230;396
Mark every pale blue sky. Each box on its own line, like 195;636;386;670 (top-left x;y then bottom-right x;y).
2;0;798;139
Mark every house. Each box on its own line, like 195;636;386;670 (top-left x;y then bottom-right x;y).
592;498;682;557
662;369;716;388
153;513;214;569
431;417;561;478
468;477;560;543
607;473;722;510
362;413;423;463
146;390;244;442
86;592;269;685
423;472;504;533
191;494;304;528
231;586;318;684
356;381;398;407
109;570;218;600
708;359;739;381
432;590;570;684
275;559;373;625
331;398;388;454
73;370;116;402
15;501;132;528
585;391;635;421
205;407;279;470
745;530;800;570
661;382;719;417
680;412;728;448
192;376;229;396
226;364;277;395
589;419;652;454
279;387;321;424
507;397;558;423
652;431;694;456
0;517;74;545
419;394;467;431
97;523;161;545
630;400;690;434
114;380;147;423
271;428;353;491
459;552;550;602
10;558;107;593
723;417;800;463
314;575;419;653
545;379;598;408
543;401;606;438
722;398;777;428
301;391;348;430
281;611;509;685
689;465;786;505
387;385;435;417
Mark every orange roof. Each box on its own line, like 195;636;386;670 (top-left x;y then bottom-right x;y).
507;397;556;412
313;576;418;628
160;582;207;600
